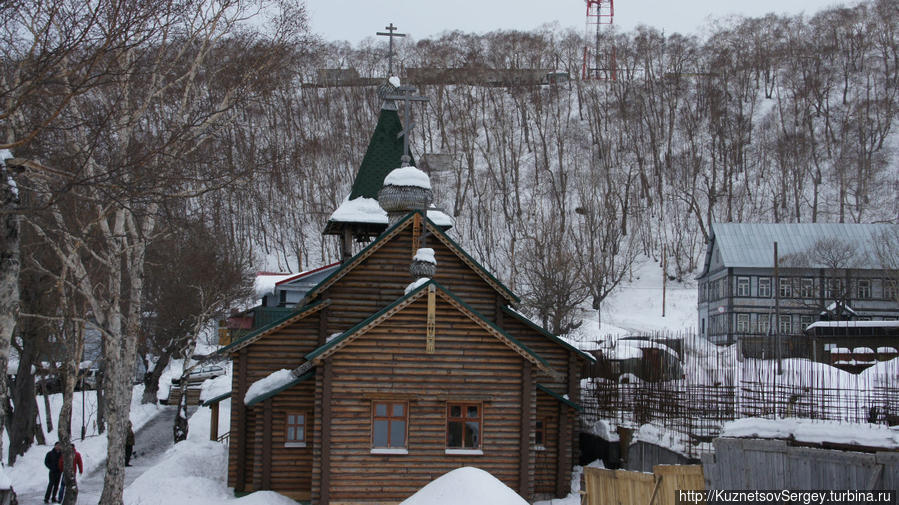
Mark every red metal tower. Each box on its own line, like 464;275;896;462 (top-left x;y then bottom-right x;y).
582;0;616;80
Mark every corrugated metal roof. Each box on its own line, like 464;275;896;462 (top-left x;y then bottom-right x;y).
711;222;897;269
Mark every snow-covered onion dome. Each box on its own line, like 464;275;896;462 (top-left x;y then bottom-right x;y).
410;247;436;279
377;166;433;227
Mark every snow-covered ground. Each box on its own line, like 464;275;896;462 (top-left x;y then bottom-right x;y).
571;258;697;341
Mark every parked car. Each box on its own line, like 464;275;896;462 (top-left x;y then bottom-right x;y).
171;364;225;385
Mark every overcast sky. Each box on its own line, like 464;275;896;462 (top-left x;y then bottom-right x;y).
305;0;848;44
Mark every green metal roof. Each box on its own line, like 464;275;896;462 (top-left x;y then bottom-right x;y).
348;107;416;200
536;384;582;411
201;391;232;407
245;371;315;407
427;215;519;304
502;306;596;363
305;279;554;374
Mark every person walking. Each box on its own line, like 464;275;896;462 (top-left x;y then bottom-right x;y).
57;444;83;503
43;442;62;503
125;421;135;466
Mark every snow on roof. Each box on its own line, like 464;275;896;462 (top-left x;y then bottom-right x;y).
383;166;431;190
706;222;896;271
244;369;296;405
426;208;454;227
721;418;899;449
389;76;401;87
399;467;529;505
822;302;858;315
329;196;389;224
852;347;874;354
200;374;231;402
600;338;679;361
405;277;430;295
328;196;454;228
808;320;899;329
876;347;897;354
413;248;436;265
253;272;295;299
632;423;710;458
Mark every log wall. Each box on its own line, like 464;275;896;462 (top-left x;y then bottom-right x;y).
318;295;527;503
227;312;322;493
534;391;560;496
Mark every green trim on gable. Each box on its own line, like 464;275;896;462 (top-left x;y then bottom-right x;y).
201;391;232;407
349;107;416;200
305;277;432;361
537;383;582;411
309;210;519;305
304;213;416;303
245;371;315;407
502;306;596;363
217;298;330;355
423;214;519;304
305;279;555;375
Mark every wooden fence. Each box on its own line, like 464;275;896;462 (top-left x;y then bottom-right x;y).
702;438;899;491
584;465;705;505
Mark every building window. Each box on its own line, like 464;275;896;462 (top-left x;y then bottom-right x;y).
758;277;771;297
824;278;844;299
447;403;481;449
800;278;815;298
286;413;305;446
800;315;815;332
885;280;898;300
535;419;545;448
778;314;792;335
757;314;771;335
736;277;750;297
735;313;750;333
857;279;871;299
372;401;407;449
778;277;792;298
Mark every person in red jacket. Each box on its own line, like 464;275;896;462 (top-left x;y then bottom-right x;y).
57;444;83;503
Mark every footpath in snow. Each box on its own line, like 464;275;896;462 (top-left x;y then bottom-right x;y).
15;404;177;504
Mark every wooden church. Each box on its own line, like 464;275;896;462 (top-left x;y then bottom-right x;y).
215;78;592;504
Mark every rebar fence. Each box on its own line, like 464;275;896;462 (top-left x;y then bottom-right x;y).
580;331;899;459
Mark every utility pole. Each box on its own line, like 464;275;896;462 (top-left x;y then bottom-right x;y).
774;242;782;375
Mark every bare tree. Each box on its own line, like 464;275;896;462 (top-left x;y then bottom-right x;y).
12;3;308;505
518;213;587;335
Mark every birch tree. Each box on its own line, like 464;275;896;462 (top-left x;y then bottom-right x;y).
15;2;307;505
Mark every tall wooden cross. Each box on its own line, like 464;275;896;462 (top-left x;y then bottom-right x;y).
384;85;429;166
376;23;406;76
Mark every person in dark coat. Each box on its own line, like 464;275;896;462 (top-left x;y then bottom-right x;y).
125;421;135;466
57;444;83;503
44;442;62;503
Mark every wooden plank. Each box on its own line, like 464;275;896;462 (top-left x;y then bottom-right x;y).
519;361;532;497
210;403;219;441
263;398;273;490
235;349;248;492
321;360;333;504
